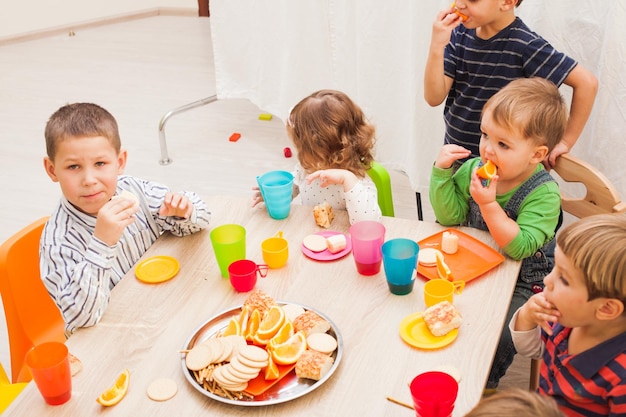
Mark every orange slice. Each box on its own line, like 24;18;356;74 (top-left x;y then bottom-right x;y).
96;369;130;406
256;305;285;339
237;306;251;337
264;354;280;380
221;318;241;337
271;331;307;365
268;320;294;349
245;309;261;342
436;251;453;281
476;160;497;180
450;2;469;21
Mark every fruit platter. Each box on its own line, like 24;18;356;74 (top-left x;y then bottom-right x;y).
180;290;343;406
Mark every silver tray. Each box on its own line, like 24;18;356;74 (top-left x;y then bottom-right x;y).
181;302;343;406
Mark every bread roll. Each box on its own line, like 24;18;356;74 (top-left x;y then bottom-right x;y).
292;310;331;336
313;202;334;228
242;290;276;316
295;350;334;381
423;301;462;337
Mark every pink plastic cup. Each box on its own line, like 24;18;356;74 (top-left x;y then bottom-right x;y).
228;259;269;292
409;371;458;417
25;341;72;405
349;221;386;275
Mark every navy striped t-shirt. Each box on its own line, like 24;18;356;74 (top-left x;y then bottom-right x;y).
442;17;577;157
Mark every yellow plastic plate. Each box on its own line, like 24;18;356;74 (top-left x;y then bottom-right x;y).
135;255;180;283
399;312;458;349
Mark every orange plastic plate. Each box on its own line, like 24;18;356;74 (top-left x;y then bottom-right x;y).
417;229;504;283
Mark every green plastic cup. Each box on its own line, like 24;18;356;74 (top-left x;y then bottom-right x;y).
210;224;246;277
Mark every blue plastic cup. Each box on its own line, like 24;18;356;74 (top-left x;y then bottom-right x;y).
256;170;294;220
382;238;419;295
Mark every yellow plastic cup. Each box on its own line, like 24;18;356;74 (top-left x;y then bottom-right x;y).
261;231;289;268
423;279;465;307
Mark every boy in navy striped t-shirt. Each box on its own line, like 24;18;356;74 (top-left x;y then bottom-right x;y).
511;214;626;416
424;0;597;169
41;103;211;335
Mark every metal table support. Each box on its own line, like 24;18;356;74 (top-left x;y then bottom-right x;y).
158;95;218;165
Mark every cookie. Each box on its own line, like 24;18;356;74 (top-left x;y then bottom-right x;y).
239;345;269;362
281;304;306;322
306;333;338;355
418;248;442;267
147;378;178;401
303;234;328;252
185;344;213;371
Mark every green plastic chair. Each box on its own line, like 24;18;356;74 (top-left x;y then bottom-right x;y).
367;162;395;217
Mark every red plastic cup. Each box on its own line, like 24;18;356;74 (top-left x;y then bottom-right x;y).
228;259;269;292
409;371;458;417
26;342;72;405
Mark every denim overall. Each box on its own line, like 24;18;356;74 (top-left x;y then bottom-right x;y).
465;170;560;388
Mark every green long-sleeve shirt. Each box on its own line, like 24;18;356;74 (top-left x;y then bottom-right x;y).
429;158;561;261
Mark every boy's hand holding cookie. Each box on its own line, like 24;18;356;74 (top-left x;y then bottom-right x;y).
159;192;193;219
516;292;560;336
434;144;472;169
95;196;140;246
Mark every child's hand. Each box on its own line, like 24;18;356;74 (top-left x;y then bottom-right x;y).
434;144;472;169
159;192;193;219
306;169;358;192
251;186;264;208
517;293;560;336
95;198;139;246
469;167;498;205
430;6;463;49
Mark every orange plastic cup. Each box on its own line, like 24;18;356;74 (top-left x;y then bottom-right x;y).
26;342;72;405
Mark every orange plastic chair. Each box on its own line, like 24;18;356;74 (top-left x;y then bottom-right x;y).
0;217;65;383
0;362;27;413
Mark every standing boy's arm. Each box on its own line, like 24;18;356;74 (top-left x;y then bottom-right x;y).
423;7;462;106
546;65;598;167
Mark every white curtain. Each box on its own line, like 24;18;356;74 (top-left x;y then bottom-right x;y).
211;0;626;202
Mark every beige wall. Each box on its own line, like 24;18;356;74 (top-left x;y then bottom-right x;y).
0;0;197;39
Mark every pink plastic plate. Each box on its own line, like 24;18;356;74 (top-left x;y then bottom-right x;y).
301;231;352;261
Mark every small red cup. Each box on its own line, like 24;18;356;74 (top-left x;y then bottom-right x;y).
26;341;72;405
409;371;458;417
228;260;269;292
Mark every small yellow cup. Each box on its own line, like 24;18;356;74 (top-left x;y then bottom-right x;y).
423;279;465;307
261;232;289;268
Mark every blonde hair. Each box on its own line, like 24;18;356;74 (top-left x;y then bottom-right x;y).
557;213;626;303
464;388;563;417
482;77;567;152
286;89;376;177
45;103;121;161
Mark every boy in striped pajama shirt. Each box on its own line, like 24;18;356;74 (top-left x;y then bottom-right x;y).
41;103;211;336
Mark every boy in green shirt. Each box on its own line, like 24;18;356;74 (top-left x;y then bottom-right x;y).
429;77;568;391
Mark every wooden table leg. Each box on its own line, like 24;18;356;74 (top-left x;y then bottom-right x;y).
198;0;209;17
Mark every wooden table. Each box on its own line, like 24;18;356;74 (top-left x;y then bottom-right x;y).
5;196;520;416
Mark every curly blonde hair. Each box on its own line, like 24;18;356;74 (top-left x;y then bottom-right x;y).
286;90;376;177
